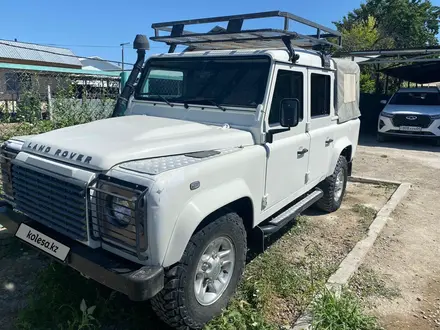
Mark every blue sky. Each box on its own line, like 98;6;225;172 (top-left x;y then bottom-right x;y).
3;0;363;67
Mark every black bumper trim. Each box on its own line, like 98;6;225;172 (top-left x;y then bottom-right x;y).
0;201;164;301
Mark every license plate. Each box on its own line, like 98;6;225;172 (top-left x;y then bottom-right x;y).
15;223;70;261
399;126;422;132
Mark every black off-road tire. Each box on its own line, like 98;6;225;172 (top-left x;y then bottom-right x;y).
151;211;247;329
316;156;348;213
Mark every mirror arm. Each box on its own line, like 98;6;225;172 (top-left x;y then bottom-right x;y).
266;127;290;143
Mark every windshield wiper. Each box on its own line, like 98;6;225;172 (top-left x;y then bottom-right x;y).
154;94;174;107
207;100;226;111
182;98;226;111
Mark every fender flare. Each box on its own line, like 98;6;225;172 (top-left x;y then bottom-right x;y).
329;137;352;174
162;179;253;267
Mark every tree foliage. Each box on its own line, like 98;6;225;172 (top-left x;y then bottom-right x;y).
335;0;440;49
338;16;393;52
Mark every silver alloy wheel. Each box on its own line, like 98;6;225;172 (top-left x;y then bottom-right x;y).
194;236;235;306
334;169;345;202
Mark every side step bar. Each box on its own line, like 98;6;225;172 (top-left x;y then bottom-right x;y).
259;189;323;236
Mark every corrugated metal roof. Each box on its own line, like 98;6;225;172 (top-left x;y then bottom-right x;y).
0;39;82;68
0;62;121;77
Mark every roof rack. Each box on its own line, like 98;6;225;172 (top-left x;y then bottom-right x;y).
151;11;342;58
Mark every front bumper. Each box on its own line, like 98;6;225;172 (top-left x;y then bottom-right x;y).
378;116;440;139
0;201;164;301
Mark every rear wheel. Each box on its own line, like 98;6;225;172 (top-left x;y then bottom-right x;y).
151;211;247;329
316;156;348;213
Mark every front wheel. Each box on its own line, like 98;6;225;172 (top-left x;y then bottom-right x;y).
316;156;348;213
151;211;247;329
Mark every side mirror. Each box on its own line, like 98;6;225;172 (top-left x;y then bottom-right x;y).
380;100;388;105
280;98;300;128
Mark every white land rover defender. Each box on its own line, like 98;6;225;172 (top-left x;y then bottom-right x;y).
0;12;360;329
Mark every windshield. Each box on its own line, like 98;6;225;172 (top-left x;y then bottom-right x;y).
135;56;271;109
389;91;440;106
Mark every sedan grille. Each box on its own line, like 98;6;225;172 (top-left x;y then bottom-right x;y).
11;164;88;241
392;114;432;128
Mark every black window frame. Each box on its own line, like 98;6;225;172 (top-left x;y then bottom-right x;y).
310;73;331;118
268;69;304;126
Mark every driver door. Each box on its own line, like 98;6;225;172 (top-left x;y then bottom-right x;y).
263;66;311;214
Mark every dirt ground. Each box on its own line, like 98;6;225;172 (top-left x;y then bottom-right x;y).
259;181;392;326
353;136;440;329
0;234;46;329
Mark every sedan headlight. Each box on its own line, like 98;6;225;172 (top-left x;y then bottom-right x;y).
380;111;394;118
90;175;148;259
430;114;440;120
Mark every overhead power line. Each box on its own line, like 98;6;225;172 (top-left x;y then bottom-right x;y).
42;43;121;48
0;41;133;66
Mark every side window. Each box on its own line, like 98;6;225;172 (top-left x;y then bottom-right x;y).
269;70;303;125
311;73;331;117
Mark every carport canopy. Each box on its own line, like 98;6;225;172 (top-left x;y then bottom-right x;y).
380;61;440;84
348;46;440;84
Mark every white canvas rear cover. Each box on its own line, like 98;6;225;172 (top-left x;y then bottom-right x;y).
333;58;361;123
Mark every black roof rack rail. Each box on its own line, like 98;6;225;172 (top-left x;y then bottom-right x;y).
150;11;342;57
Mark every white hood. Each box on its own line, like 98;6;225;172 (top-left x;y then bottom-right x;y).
21;115;255;170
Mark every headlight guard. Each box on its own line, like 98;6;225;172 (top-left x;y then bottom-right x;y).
88;175;149;260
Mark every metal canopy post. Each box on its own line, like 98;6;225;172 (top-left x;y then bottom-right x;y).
150;11;342;53
385;75;389;95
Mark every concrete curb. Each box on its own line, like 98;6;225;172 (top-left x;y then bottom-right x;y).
349;175;402;186
292;178;411;330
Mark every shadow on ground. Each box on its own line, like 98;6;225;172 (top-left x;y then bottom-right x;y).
359;133;439;153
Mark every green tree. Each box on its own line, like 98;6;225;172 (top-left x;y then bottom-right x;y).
335;0;440;49
338;16;392;52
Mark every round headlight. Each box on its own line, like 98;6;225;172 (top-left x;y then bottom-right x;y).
109;196;134;227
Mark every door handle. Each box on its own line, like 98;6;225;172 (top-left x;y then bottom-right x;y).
297;148;309;156
325;138;334;145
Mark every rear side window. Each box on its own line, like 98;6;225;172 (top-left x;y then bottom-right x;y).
269;70;304;125
311;74;331;117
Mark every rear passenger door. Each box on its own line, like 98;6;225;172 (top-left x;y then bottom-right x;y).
307;70;335;184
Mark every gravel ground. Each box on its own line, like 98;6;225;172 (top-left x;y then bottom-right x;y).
352;135;440;329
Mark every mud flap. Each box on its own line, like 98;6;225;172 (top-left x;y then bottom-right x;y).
249;226;265;254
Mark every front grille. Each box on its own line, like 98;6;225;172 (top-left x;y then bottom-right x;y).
11;164;88;241
392;114;432;128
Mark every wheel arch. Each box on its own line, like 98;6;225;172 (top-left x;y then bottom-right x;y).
329;137;353;176
162;179;254;267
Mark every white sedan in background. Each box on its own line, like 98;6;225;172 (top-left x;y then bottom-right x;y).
378;87;440;145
